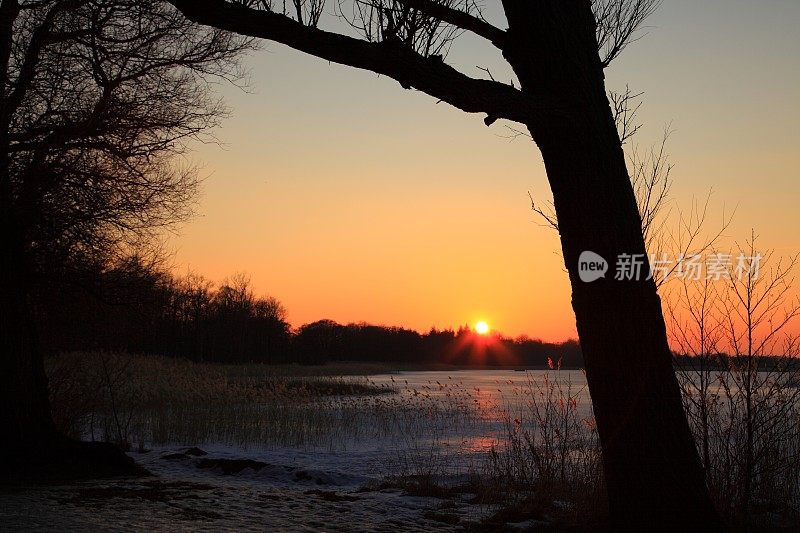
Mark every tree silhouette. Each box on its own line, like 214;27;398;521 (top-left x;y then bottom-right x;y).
0;0;250;480
166;0;720;527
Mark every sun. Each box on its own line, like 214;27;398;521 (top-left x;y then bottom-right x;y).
475;321;490;335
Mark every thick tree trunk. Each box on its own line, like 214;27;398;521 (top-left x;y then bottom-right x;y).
0;236;54;451
0;153;141;484
0;78;55;463
502;1;721;529
0;230;144;482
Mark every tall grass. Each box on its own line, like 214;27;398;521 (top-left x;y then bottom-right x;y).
47;352;403;449
484;365;606;524
46;352;482;453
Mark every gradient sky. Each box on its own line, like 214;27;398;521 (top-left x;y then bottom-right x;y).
170;0;800;340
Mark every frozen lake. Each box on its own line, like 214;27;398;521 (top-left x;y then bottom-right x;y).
1;369;594;531
368;368;592;416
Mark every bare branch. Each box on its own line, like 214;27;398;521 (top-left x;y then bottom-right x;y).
397;0;506;48
610;84;643;145
593;0;661;67
169;0;559;127
529;191;558;232
4;0;252;266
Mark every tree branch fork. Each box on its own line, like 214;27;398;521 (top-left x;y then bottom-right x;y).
168;0;564;128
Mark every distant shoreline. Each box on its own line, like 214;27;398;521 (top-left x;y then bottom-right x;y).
215;360;585;377
217;358;799;376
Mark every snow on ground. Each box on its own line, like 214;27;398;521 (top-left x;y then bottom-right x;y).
2;371;582;531
0;444;493;531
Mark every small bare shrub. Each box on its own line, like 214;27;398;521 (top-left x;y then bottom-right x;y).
486;364;605;523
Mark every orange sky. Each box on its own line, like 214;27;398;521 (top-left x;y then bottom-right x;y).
169;1;800;340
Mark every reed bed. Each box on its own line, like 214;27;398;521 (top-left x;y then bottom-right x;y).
46;352;484;452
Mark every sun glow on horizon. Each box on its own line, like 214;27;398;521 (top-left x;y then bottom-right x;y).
475;321;490;335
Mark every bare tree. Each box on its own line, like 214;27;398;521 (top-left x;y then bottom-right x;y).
669;277;724;476
670;233;800;523
718;234;800;518
0;0;251;480
166;0;722;526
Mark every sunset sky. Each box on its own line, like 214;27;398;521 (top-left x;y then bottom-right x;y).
171;0;799;340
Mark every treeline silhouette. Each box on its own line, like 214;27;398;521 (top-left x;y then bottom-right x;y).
36;257;583;367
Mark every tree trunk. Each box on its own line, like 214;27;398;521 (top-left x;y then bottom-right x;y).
0;158;142;484
0;88;55;462
0;232;144;482
0;235;54;452
502;1;721;528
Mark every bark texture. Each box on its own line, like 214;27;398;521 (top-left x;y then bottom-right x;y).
502;1;721;528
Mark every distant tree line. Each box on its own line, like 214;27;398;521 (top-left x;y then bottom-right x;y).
36;257;291;364
294;320;583;368
35;256;583;367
